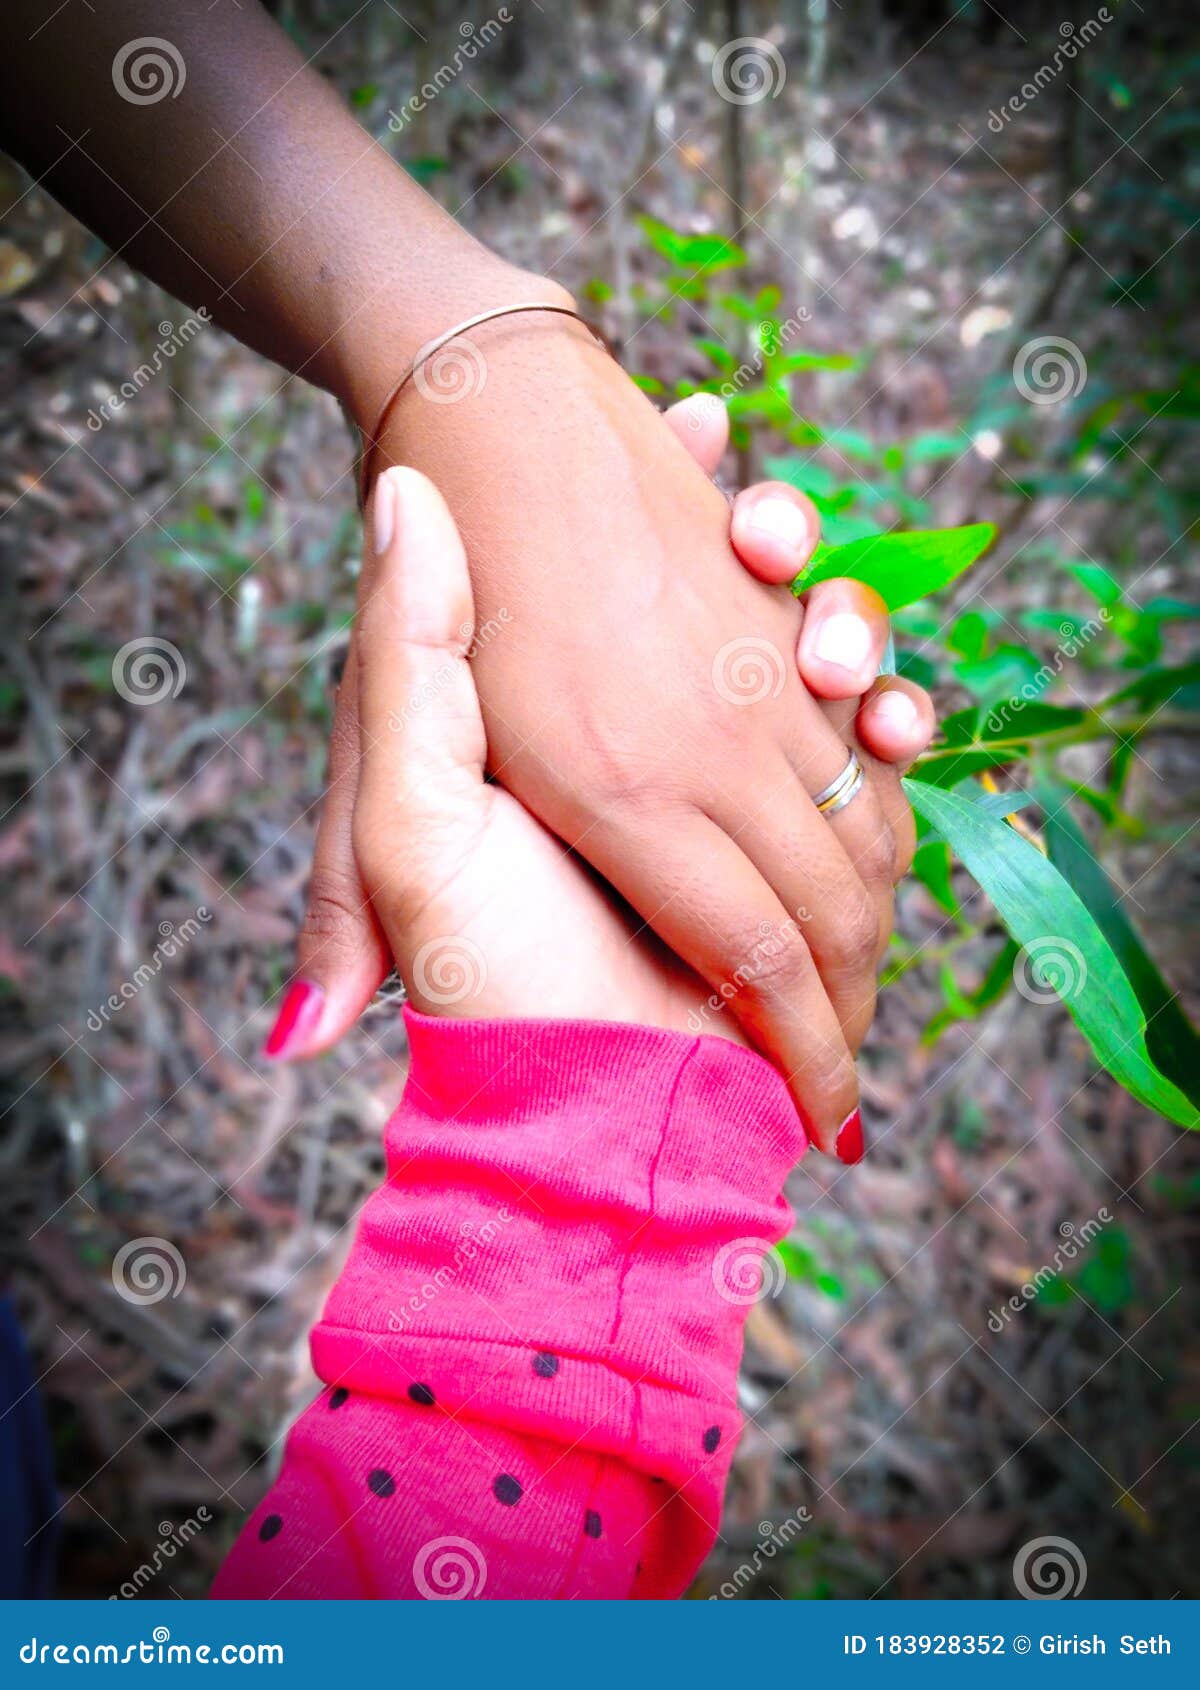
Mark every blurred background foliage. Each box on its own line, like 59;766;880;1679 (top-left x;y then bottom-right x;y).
0;0;1196;1600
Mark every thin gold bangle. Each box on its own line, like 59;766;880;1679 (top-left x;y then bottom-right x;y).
356;301;601;506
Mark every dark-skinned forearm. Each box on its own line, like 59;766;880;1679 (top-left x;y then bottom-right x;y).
1;0;565;426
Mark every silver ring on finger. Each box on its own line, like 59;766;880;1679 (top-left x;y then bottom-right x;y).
814;748;865;817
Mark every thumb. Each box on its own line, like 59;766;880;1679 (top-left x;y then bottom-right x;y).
263;641;393;1064
350;467;490;964
663;393;730;476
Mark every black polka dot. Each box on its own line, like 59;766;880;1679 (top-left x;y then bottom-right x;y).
407;1382;435;1407
532;1351;559;1378
493;1473;522;1506
584;1510;602;1539
702;1425;721;1454
367;1468;396;1498
329;1387;349;1410
258;1514;282;1542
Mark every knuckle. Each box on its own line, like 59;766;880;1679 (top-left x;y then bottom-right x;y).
797;1040;857;1120
581;732;683;810
827;891;880;980
738;918;816;998
851;817;897;885
300;866;367;952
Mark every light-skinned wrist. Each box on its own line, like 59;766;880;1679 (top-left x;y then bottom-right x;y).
330;255;576;438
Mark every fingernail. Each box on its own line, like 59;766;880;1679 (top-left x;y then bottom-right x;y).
812;611;873;677
262;980;325;1061
871;688;919;734
836;1108;864;1165
373;470;396;555
748;496;814;556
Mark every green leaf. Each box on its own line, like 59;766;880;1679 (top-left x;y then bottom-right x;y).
771;350;857;375
909;749;1017;788
403;156;449;185
972;937;1023;1011
716;290;763;323
911;703;1088;786
1103;661;1200;712
895;650;940;690
911;781;1036;829
821;426;878;463
911;838;957;916
922;939;1021;1044
1035;1227;1135;1314
791;524;996;611
776;1240;845;1300
636;215;744;274
947;610;991;662
1038;789;1200;1108
695;337;737;374
953;645;1044;710
1070;560;1124;608
923;963;976;1044
902;781;1199;1128
907;433;966;464
1073;1229;1135;1315
938;705;982;745
974;701;1087;740
762;457;845;500
972;791;1038;822
1141;596;1200;624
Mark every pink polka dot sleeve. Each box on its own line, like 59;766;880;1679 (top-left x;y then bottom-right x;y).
213;1010;806;1600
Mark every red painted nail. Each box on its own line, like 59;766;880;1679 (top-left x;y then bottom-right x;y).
262;980;325;1061
835;1108;864;1165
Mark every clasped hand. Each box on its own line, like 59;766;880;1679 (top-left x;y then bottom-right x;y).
267;395;934;1161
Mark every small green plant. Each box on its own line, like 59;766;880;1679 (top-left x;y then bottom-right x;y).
1037;1226;1137;1317
617;219;1198;1129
